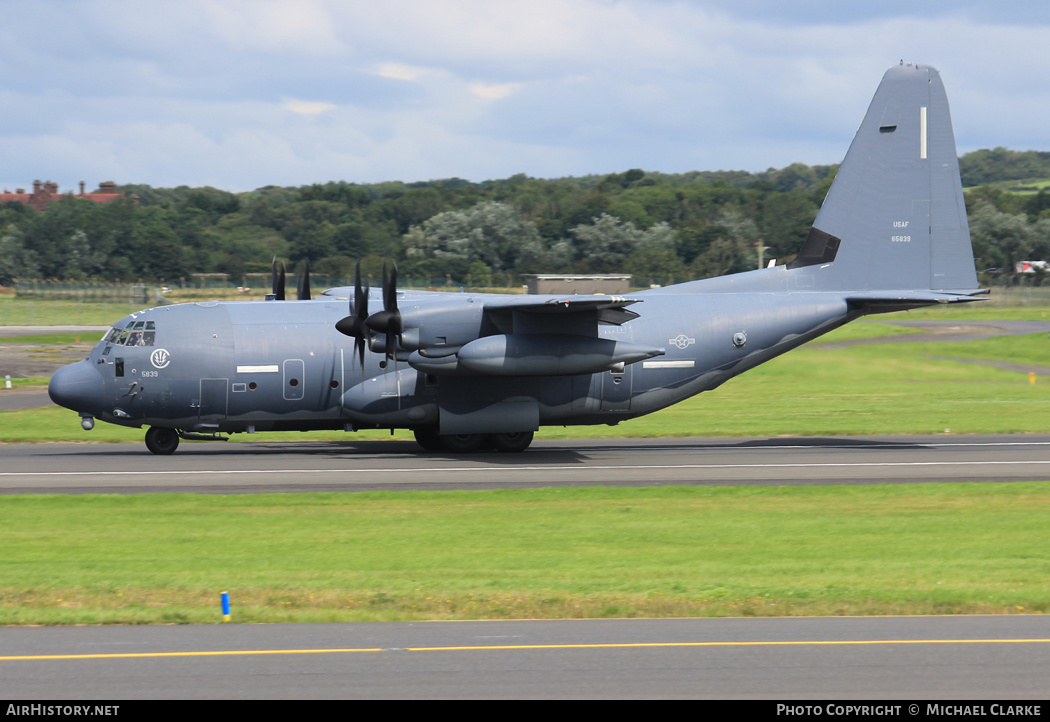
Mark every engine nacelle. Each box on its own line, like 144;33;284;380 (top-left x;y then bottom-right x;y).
398;300;484;351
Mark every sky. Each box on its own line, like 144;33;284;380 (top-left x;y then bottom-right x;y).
2;1;1048;193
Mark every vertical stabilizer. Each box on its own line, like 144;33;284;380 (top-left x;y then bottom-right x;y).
790;64;978;293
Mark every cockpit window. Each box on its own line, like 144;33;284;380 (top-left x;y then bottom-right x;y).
105;322;157;346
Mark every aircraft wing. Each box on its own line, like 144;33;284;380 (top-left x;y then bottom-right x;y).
482;295;643;327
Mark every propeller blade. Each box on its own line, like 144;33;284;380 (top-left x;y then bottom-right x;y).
383;262;398;315
335;260;373;376
355;261;368;370
297;259;311;301
275;261;286;301
354;260;368;320
364;262;402;360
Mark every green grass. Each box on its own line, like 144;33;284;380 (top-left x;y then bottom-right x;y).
880;302;1050;321
0;334;94;344
1;484;1047;624
2;377;49;389
0;296;139;326
966;177;1050;195
811;321;923;342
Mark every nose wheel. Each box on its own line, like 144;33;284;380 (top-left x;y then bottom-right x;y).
145;427;180;455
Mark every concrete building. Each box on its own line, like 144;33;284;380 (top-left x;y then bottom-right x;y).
522;274;632;295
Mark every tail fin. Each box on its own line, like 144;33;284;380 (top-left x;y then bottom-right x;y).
790;63;980;297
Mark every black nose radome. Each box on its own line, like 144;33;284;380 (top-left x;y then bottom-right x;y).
48;360;104;415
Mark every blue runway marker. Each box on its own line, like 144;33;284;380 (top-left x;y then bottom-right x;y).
221;592;231;621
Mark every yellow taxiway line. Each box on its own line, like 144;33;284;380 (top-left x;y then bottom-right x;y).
4;638;1050;662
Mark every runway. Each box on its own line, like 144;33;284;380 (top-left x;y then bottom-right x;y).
3;436;1049;698
2;434;1050;494
2;616;1049;699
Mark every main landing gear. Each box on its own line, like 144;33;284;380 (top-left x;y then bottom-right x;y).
413;428;534;453
144;427;180;455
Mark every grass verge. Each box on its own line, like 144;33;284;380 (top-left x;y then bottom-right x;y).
1;484;1047;624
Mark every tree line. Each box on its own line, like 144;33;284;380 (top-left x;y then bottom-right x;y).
1;148;1048;288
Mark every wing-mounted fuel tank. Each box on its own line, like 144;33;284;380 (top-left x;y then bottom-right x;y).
412;333;663;376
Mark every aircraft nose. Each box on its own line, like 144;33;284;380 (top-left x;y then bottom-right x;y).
48;359;104;415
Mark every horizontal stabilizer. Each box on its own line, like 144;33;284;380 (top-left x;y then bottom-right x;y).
846;289;988;313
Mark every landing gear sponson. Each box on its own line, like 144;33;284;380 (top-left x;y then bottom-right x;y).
141;426;533;454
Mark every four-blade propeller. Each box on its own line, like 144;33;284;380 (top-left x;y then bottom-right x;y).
334;261;371;369
335;260;402;368
364;263;402;362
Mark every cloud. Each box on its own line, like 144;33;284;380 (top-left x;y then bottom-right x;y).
469;83;523;101
375;63;431;82
281;99;338;115
1;1;1048;191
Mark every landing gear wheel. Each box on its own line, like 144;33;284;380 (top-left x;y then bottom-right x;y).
491;431;534;453
439;433;487;453
145;427;180;455
413;427;443;452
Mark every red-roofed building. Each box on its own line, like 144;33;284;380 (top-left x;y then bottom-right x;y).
0;180;124;211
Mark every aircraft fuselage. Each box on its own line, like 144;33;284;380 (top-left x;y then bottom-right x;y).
51;277;854;441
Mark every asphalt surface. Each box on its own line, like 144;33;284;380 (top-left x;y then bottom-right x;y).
2;616;1048;699
0;387;52;411
2;434;1049;494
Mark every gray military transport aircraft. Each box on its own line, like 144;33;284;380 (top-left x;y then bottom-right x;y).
49;63;983;455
